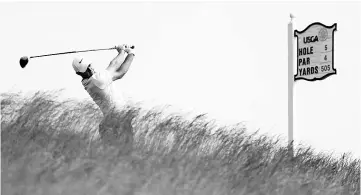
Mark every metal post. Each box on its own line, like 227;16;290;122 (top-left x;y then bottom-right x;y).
288;14;295;158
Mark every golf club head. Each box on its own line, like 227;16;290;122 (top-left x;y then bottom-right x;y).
20;56;29;68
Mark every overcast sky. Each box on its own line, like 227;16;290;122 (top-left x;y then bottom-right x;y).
0;1;360;158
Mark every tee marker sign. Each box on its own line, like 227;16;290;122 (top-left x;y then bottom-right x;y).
287;16;338;158
294;22;337;81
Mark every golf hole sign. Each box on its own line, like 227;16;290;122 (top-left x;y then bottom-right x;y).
294;22;337;81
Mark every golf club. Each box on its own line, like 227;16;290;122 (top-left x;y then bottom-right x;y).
20;45;135;68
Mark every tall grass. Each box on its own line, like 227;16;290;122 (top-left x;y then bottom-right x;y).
1;90;359;195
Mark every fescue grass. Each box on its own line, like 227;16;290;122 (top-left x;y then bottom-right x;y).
1;90;359;195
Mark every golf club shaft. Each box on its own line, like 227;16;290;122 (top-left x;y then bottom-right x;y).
29;47;117;59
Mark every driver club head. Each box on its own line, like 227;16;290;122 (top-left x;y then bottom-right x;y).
20;56;29;68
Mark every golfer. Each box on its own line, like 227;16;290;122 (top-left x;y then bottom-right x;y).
72;44;135;151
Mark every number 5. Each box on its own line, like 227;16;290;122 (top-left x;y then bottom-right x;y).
325;45;328;51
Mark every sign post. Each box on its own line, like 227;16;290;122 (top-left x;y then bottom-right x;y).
288;14;337;158
288;14;295;158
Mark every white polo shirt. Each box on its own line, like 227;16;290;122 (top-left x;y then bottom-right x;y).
82;70;124;115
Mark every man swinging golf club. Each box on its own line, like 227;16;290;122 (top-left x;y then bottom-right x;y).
72;44;135;152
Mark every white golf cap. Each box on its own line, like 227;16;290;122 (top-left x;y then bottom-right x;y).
72;57;91;73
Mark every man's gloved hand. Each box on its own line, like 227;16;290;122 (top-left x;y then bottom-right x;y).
124;44;135;56
115;44;126;53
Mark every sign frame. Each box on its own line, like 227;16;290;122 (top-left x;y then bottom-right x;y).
294;22;337;82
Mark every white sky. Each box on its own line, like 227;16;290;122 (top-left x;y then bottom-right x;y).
0;1;360;158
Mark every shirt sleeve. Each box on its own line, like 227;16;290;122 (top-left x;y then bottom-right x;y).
91;70;113;90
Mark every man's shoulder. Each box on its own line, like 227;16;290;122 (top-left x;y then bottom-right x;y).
90;70;113;90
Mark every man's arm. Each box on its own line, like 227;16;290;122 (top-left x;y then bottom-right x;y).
106;44;135;81
109;53;135;81
106;45;126;73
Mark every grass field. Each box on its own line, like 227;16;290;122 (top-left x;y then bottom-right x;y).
1;90;360;195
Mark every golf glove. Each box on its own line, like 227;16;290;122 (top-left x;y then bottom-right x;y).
124;44;135;56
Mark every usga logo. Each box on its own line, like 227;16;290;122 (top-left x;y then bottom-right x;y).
303;36;319;43
302;28;329;44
